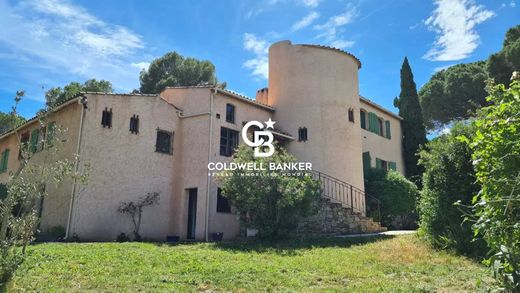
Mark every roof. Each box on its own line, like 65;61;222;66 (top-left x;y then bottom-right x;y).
164;86;275;111
359;95;403;120
299;44;362;69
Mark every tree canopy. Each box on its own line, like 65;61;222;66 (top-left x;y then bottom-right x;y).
139;52;220;94
419;61;488;129
0;112;25;134
45;79;113;107
487;24;520;86
394;57;427;182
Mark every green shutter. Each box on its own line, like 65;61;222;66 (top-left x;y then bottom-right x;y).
360;111;366;129
376;158;382;169
385;120;391;139
30;129;39;153
46;122;56;147
368;112;375;133
389;161;397;171
362;152;371;171
0;149;9;173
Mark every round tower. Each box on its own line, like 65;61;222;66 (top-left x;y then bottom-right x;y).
269;41;365;194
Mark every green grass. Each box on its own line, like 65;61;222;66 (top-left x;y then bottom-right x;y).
7;235;495;292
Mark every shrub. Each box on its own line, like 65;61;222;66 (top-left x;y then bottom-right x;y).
118;192;160;241
116;233;131;242
417;122;486;257
466;80;520;290
364;168;419;229
218;143;321;239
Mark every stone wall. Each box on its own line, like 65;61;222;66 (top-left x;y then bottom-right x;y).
298;198;386;236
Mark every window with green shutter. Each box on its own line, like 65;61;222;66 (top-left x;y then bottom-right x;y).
46;122;57;147
389;161;397;171
375;158;382;169
360;110;367;129
0;149;9;173
385;120;391;139
30;129;39;153
362;152;371;171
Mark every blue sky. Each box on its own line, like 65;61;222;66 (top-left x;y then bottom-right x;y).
0;0;518;119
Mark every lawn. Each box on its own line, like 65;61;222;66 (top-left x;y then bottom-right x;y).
7;235;495;292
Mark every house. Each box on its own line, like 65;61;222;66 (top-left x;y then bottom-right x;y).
0;41;404;241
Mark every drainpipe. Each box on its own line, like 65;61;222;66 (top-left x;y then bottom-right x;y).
204;88;217;241
65;95;88;239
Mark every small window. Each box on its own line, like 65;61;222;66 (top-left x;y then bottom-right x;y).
217;188;231;213
0;149;10;173
156;130;173;154
216;113;221;119
385;120;391;139
348;108;355;122
129;115;139;134
101;108;112;128
18;132;29;159
226;104;235;123
298;127;308;142
220;127;239;157
360;110;367;129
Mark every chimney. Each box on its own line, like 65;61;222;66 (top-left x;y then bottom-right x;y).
255;87;269;105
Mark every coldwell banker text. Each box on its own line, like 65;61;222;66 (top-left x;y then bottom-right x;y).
207;162;313;171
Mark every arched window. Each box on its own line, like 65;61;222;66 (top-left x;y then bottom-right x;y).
360;109;367;129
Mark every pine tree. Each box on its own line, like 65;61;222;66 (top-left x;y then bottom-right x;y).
394;57;427;184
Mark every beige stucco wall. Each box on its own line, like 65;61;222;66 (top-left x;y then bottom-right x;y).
360;100;405;175
161;87;274;240
268;40;366;213
68;93;179;241
0;101;82;231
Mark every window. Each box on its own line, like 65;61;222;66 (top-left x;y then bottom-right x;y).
220;127;239;157
19;132;29;158
226;104;235;123
155;130;173;154
388;162;397;171
360;110;367;129
362;152;371;171
0;149;10;173
129;115;139;134
376;158;397;171
348;108;355;122
378;118;384;136
217;188;231;213
367;112;386;137
46;122;57;148
298;127;308;142
29;129;40;153
385;120;391;139
101;107;112;128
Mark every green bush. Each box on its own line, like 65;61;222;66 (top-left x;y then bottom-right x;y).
218;143;321;239
364;168;419;229
467;81;520;290
0;184;6;201
417;123;486;257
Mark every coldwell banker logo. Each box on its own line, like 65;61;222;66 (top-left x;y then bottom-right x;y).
242;118;276;157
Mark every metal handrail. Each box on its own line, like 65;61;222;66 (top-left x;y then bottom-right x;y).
307;170;381;222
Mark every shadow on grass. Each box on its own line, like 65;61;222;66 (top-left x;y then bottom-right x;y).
209;235;395;255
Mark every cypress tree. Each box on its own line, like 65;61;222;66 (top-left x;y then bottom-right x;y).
394;57;427;184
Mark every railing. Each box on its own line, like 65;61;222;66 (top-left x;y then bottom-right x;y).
308;170;381;222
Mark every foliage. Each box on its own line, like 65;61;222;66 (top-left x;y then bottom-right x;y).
117;192;160;241
139;51;223;94
217;144;321;239
116;233;131;243
0;91;89;286
417;122;486;257
364;168;419;229
45;79;113;107
419;61;488;130
487;25;520;86
0;184;6;201
466;80;520;290
6;235;496;291
0;112;25;135
393;57;427;183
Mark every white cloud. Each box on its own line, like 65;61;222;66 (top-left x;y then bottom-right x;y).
291;11;320;32
131;62;150;71
243;33;269;79
329;39;355;49
0;0;147;99
313;5;357;48
511;0;517;7
297;0;322;8
424;0;495;61
433;64;454;72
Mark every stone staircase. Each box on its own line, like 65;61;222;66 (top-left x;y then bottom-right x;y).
298;170;386;236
